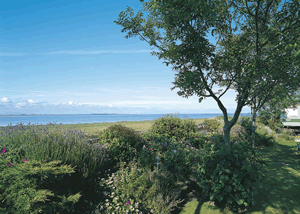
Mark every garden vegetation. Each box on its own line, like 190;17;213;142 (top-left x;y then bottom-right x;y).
1;113;299;213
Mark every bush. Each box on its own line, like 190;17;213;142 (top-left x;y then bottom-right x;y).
0;123;112;214
202;118;222;134
0;159;81;214
134;131;203;183
97;124;146;170
148;114;198;142
254;125;277;146
100;124;144;151
195;141;265;212
238;117;255;141
0;122;109;180
97;160;184;214
185;132;210;149
278;130;295;141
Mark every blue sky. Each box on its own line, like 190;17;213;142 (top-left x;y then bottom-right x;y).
0;0;286;115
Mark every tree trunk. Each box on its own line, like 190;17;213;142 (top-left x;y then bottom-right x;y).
251;106;257;149
223;124;232;151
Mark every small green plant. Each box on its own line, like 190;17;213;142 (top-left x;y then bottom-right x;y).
148;113;198;142
196;140;265;212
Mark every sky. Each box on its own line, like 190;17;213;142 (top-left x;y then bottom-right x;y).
0;0;291;115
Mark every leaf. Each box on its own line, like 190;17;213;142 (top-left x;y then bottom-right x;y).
237;199;244;205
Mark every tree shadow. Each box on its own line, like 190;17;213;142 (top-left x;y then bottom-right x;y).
172;138;300;214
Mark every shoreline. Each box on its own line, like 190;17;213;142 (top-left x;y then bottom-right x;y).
0;115;248;129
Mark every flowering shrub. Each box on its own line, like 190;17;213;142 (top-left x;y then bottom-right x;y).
93;160;184;214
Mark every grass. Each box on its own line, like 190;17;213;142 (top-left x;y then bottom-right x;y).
178;137;300;214
286;119;300;122
0;115;300;213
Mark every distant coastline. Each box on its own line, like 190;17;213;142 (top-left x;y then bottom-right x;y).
0;113;226;117
0;113;118;117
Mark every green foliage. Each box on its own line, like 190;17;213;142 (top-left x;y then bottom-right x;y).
100;124;145;151
203;118;222;133
196;141;265;212
185;132;210;149
239;117;277;147
96;124;147;171
100;137;139;172
255;125;277;147
0;159;81;214
281;132;295;140
0;123;109;180
160;146;202;183
148;114;198;142
239;117;255;141
109;161;184;214
256;110;285;133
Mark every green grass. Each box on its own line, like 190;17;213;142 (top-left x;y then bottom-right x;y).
178;137;300;214
287;119;300;122
1;115;300;213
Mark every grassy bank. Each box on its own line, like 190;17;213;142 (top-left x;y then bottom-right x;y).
0;115;300;213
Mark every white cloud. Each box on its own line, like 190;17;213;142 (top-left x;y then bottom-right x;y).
0;97;10;103
28;99;36;104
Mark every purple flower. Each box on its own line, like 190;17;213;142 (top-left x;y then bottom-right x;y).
104;158;107;161
2;148;6;154
7;164;11;166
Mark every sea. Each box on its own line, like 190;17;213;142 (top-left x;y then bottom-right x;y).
0;113;252;128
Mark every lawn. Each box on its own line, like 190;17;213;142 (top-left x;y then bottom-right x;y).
178;137;300;214
284;118;300;122
0;116;300;213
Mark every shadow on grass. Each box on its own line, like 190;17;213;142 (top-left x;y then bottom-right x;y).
173;139;300;214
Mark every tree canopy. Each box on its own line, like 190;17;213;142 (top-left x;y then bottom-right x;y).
114;0;300;150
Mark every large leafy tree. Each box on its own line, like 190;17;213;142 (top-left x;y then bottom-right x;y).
211;0;300;147
114;0;300;151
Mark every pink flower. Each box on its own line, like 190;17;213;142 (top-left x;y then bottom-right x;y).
143;204;145;207
7;164;11;166
149;148;151;150
24;159;27;162
2;148;6;154
104;158;107;161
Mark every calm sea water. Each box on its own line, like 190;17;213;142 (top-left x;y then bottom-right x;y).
0;113;252;128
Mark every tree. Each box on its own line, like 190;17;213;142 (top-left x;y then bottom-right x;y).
210;0;300;148
114;0;300;151
256;86;300;126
